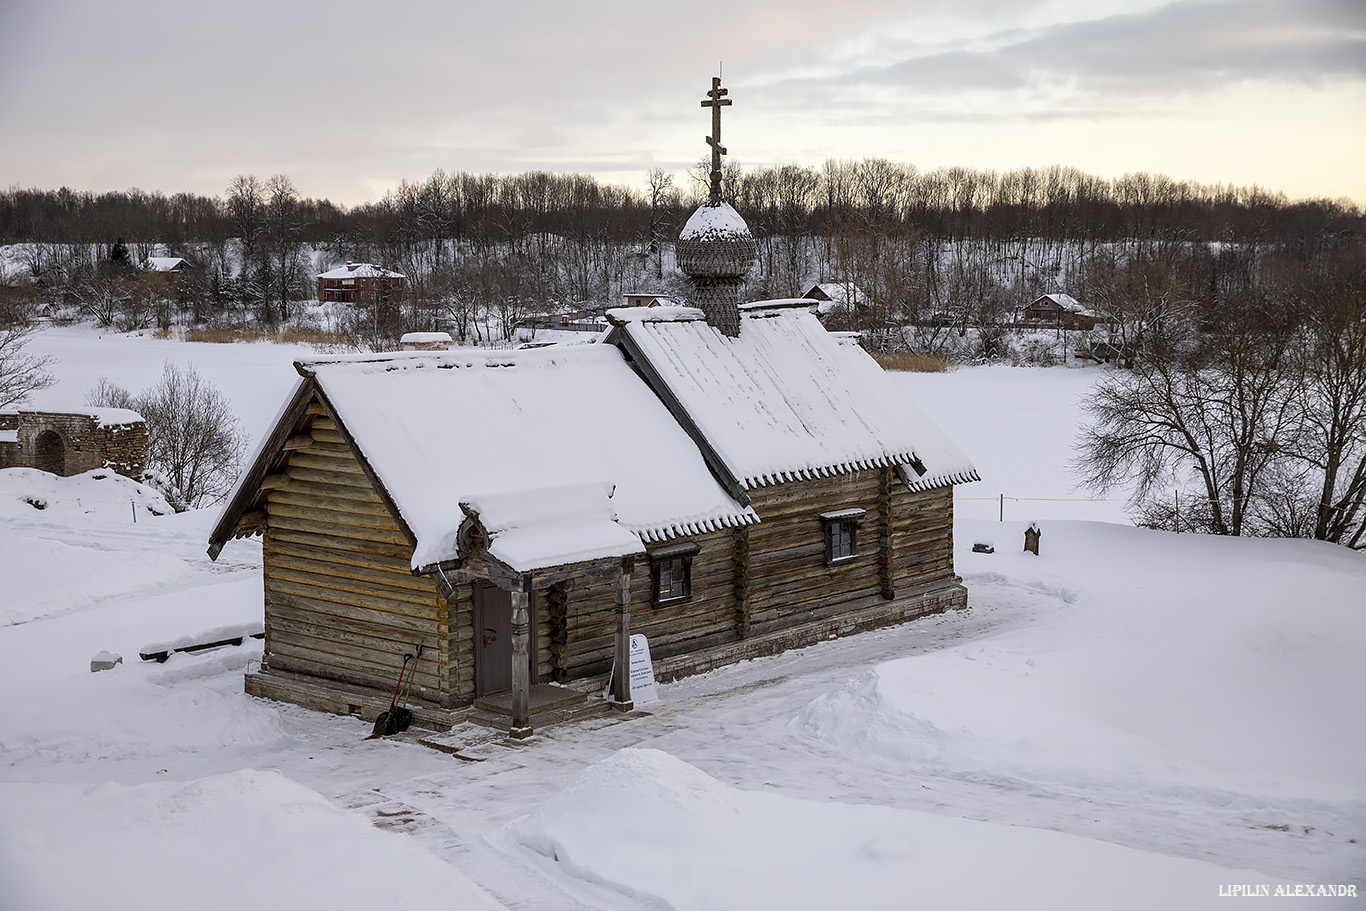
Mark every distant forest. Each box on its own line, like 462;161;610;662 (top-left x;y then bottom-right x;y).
2;161;1363;354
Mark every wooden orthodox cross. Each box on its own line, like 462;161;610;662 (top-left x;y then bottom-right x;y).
701;76;731;204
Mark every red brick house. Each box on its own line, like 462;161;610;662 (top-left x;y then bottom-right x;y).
317;262;406;306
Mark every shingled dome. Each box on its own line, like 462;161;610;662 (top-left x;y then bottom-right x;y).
677;201;757;336
676;201;757;277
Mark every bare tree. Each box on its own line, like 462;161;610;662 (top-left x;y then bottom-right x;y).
1077;249;1193;366
1074;298;1298;536
0;324;56;409
226;175;266;321
645;167;677;280
65;261;136;328
88;362;247;508
1258;264;1366;547
263;174;306;322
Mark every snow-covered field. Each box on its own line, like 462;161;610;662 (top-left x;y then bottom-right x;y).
2;326;1362;910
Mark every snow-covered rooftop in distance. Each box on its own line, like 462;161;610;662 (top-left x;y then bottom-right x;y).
398;332;452;347
296;345;756;571
811;282;862;304
738;299;819;313
1037;293;1086;313
317;262;406;280
679;201;752;241
613;304;978;491
143;256;187;272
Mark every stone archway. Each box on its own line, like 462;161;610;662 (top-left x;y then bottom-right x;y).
35;430;65;475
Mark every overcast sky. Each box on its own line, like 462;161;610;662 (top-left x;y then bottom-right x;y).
1;0;1363;207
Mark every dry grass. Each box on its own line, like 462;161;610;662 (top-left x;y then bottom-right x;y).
871;351;950;373
178;326;355;346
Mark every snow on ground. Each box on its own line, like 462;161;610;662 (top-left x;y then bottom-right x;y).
498;748;1290;911
1;770;504;911
19;324;325;451
895;363;1131;524
1;330;1363;909
0;468;179;626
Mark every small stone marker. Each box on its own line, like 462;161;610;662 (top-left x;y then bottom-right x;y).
90;651;123;673
972;540;995;554
628;634;660;705
1024;522;1041;555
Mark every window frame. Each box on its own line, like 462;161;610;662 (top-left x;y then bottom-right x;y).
648;542;700;606
820;508;866;566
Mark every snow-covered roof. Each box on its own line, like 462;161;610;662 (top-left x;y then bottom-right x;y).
1035;293;1086;313
797;283;862;316
622;292;678;307
143;256;187;272
295;344;757;571
605;305;705;324
399;332;452;344
679;201;752;241
317;263;406;280
609;303;978;492
461;483;645;573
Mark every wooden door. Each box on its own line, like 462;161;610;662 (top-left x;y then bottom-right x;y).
473;582;537;696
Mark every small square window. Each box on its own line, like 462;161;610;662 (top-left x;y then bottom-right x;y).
821;508;865;566
656;555;690;602
650;542;699;606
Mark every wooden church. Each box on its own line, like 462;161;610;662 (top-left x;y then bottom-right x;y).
208;79;978;736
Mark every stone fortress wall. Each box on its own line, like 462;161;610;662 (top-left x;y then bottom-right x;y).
0;410;148;479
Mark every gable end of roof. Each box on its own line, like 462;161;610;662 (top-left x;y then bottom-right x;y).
206;375;415;561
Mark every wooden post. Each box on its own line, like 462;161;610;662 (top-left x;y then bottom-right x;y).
611;558;634;711
733;525;751;638
878;467;895;600
509;577;533;738
1023;522;1041;556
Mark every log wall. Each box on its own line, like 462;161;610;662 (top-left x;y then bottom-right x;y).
558;529;737;678
891;485;956;591
446;581;475;705
743;471;886;635
254;418;959;707
260;415;451;706
552;468;959;680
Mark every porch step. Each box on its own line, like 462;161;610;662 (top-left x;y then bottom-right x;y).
464;683;614;733
473;682;586;716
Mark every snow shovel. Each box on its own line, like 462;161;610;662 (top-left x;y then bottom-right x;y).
366;645;421;739
391;643;425;733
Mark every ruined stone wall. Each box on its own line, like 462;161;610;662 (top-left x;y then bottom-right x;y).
0;413;18;470
0;412;147;479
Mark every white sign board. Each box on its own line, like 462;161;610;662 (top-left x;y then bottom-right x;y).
628;634;660;705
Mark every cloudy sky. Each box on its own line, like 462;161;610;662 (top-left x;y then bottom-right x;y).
1;0;1363;207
